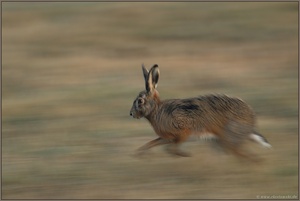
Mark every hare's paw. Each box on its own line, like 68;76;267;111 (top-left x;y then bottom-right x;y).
132;148;149;159
174;150;191;157
166;145;191;157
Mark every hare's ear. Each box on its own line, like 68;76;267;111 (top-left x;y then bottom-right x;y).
146;64;159;93
142;63;148;82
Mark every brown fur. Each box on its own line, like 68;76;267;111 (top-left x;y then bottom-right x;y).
130;64;271;162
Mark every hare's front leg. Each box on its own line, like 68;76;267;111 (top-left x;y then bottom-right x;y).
136;137;171;156
166;134;191;157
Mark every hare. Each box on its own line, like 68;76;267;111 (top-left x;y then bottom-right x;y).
130;64;271;162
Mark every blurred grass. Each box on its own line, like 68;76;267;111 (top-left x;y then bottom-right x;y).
2;2;298;199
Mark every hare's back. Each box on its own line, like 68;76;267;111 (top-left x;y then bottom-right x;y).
196;94;255;123
198;94;250;109
163;94;255;122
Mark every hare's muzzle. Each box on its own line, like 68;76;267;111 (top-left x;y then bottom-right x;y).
130;110;141;119
130;113;139;119
129;109;136;118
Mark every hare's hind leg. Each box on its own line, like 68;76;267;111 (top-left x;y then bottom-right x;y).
227;143;262;163
221;121;262;163
136;137;171;156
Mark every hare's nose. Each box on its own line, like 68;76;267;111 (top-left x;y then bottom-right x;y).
130;112;133;116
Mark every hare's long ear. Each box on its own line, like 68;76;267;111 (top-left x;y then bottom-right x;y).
146;64;159;93
142;63;148;82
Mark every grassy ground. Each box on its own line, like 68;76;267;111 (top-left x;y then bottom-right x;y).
2;2;298;199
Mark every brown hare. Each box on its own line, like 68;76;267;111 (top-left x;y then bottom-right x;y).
130;64;271;162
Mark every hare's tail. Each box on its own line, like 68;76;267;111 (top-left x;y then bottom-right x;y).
249;132;272;148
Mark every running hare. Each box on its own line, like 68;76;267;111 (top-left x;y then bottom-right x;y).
130;64;271;162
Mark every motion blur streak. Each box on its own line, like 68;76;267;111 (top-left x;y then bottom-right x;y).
2;2;298;199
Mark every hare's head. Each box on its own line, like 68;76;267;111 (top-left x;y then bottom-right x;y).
130;64;160;119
